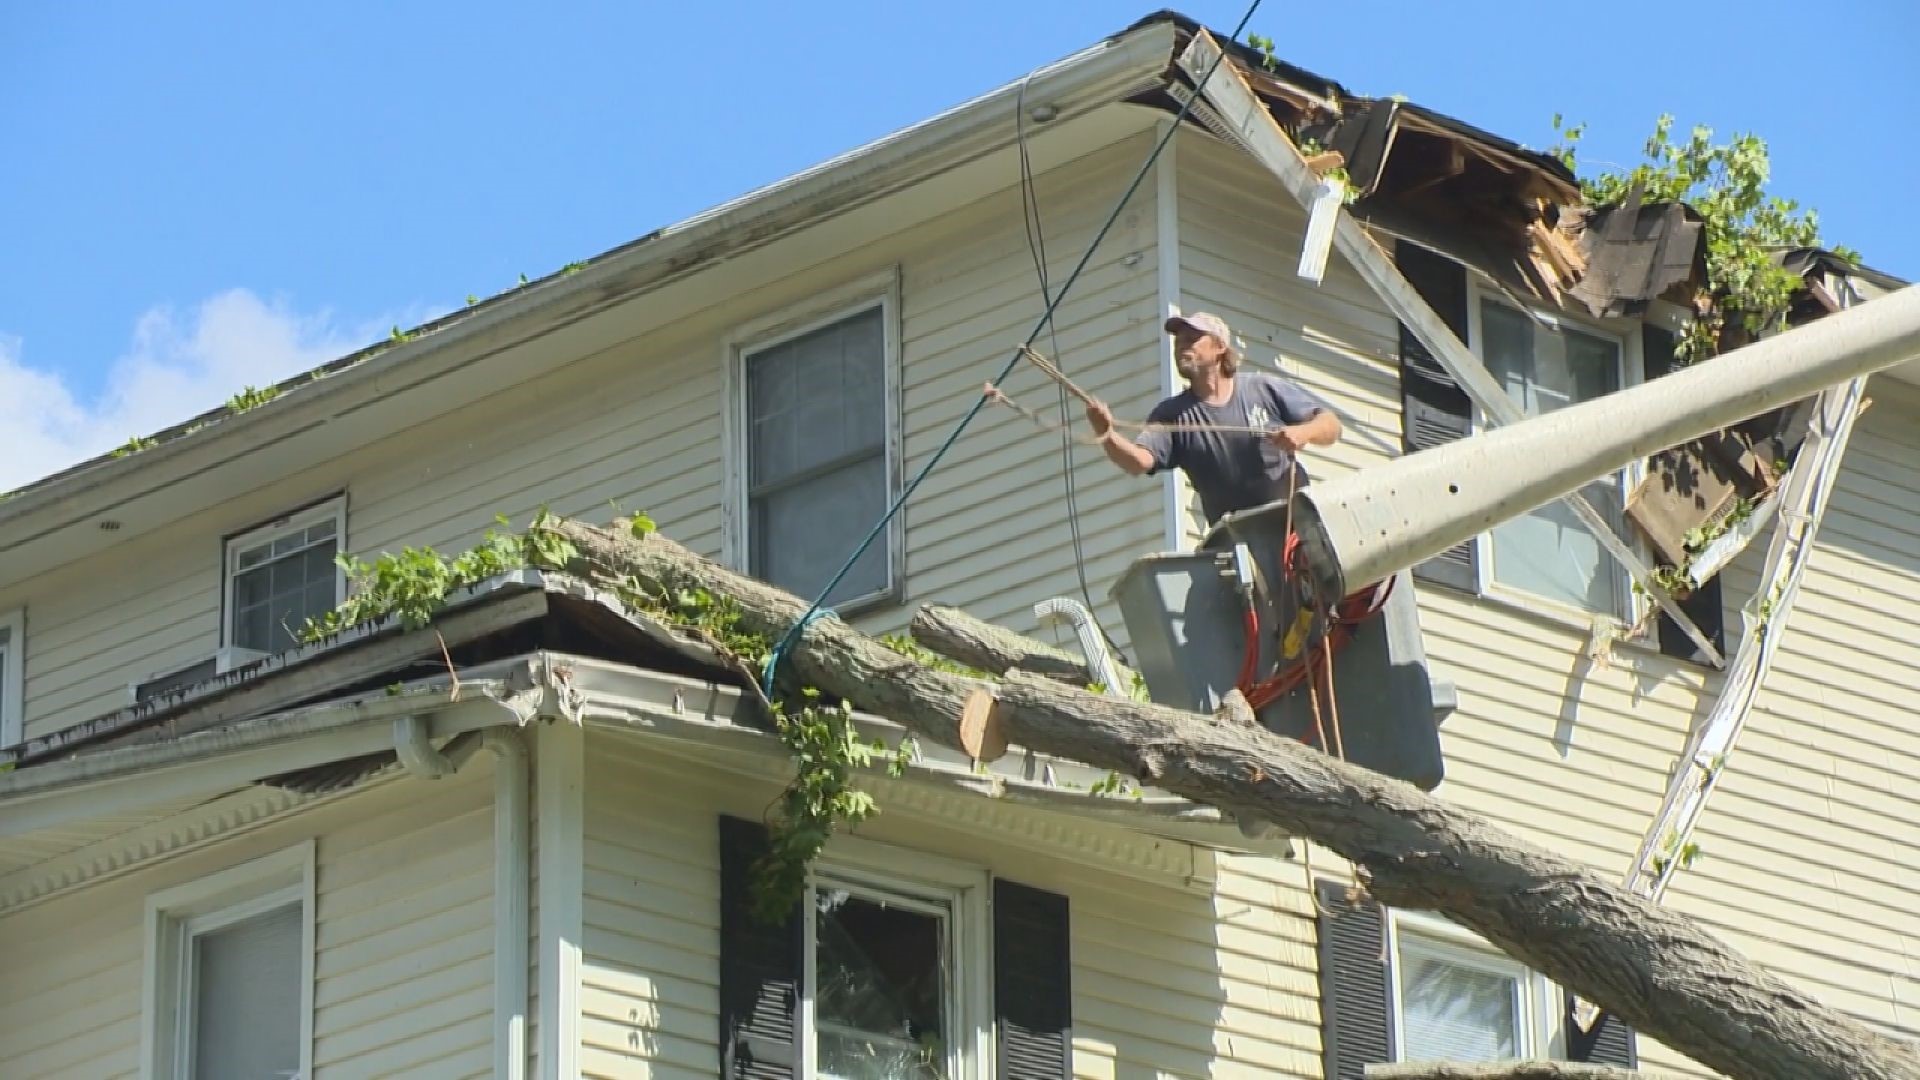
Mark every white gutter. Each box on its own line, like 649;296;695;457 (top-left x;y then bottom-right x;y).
0;674;541;836
0;20;1176;559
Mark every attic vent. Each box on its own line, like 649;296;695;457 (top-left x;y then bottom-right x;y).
132;657;220;704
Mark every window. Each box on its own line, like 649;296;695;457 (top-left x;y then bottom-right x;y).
1390;914;1555;1063
0;607;22;747
806;872;972;1079
1316;878;1637;1077
718;818;1027;1080
730;278;899;610
143;842;314;1080
1473;299;1635;616
223;498;345;657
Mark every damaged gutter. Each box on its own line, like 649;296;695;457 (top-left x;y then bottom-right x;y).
0;666;541;837
559;655;1297;859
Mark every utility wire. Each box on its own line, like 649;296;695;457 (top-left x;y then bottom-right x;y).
1016;68;1130;666
763;4;1265;695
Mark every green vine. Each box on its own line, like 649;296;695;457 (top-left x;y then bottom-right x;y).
303;508;927;923
1550;114;1854;363
110;434;158;458
227;385;281;412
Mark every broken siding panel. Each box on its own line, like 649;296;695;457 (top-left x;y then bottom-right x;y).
581;735;1324;1080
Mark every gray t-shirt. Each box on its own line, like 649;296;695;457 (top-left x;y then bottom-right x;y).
1135;371;1331;524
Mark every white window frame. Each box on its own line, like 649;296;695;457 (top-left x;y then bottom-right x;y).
1387;908;1562;1062
220;495;348;662
722;268;904;613
1465;287;1646;623
800;835;992;1080
0;606;23;748
140;840;316;1080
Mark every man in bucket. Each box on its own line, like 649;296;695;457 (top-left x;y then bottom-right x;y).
1085;312;1341;519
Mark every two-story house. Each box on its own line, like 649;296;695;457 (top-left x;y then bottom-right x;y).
2;10;1913;1079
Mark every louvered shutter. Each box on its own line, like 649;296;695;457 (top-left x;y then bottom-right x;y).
1642;324;1727;662
1317;878;1393;1079
718;816;803;1079
1565;993;1639;1066
1395;242;1478;591
994;879;1073;1080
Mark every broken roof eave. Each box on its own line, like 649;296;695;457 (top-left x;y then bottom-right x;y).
0;18;1179;567
0;650;1293;868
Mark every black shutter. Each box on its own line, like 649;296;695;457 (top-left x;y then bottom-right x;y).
994;879;1073;1080
718;816;803;1079
1642;324;1727;662
1396;241;1478;592
1565;993;1639;1066
1316;878;1393;1080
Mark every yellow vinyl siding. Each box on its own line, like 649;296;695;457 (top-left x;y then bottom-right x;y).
0;765;498;1080
579;733;1324;1080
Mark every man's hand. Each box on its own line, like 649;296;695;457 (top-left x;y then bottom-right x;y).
1085;398;1115;437
1267;424;1310;452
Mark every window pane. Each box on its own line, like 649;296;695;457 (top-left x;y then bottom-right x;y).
231;535;339;653
1400;950;1521;1062
192;903;301;1080
752;454;889;604
1481;303;1625;613
814;887;949;1080
1492;479;1621;613
747;307;885;488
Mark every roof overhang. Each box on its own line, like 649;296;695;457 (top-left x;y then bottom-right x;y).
0;568;1295;912
0;17;1179;583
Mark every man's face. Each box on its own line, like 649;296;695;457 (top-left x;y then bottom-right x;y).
1172;325;1225;379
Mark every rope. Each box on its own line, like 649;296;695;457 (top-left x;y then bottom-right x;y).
760;1;1268;697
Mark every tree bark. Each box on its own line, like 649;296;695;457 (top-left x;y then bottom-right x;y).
908;603;1138;688
1365;1065;1667;1080
555;519;1920;1080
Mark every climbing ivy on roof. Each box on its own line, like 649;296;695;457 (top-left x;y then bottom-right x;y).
1550;114;1859;363
300;508;937;924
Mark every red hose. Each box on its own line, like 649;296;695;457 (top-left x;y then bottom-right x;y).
1235;604;1261;694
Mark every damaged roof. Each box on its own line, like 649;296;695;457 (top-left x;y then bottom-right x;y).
0;571;1297;873
0;8;1897;513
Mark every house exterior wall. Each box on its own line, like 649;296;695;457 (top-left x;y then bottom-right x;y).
0;762;499;1078
1175;129;1920;1074
579;731;1327;1080
0;128;1168;749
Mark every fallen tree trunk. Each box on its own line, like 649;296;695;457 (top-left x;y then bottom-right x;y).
1365;1064;1667;1080
908;603;1138;688
555;519;1919;1080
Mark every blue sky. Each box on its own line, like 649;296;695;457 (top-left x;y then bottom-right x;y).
2;1;1913;488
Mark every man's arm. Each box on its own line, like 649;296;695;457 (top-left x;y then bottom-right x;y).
1086;399;1158;475
1270;407;1342;451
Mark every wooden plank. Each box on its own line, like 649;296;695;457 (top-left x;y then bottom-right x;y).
1175;31;1725;667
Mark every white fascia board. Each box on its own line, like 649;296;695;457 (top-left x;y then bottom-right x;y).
0;669;540;836
558;656;1296;858
0;21;1176;551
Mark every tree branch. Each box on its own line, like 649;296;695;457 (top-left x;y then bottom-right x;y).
554;519;1920;1080
1365;1064;1670;1080
909;603;1137;688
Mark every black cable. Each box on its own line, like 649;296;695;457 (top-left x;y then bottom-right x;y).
1016;71;1134;669
764;1;1263;690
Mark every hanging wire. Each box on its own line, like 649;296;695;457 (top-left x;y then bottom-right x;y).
762;4;1267;696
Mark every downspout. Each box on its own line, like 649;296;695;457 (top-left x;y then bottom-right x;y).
483;728;532;1080
412;718;532;1080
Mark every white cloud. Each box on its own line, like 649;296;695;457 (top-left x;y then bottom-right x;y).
0;289;418;491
